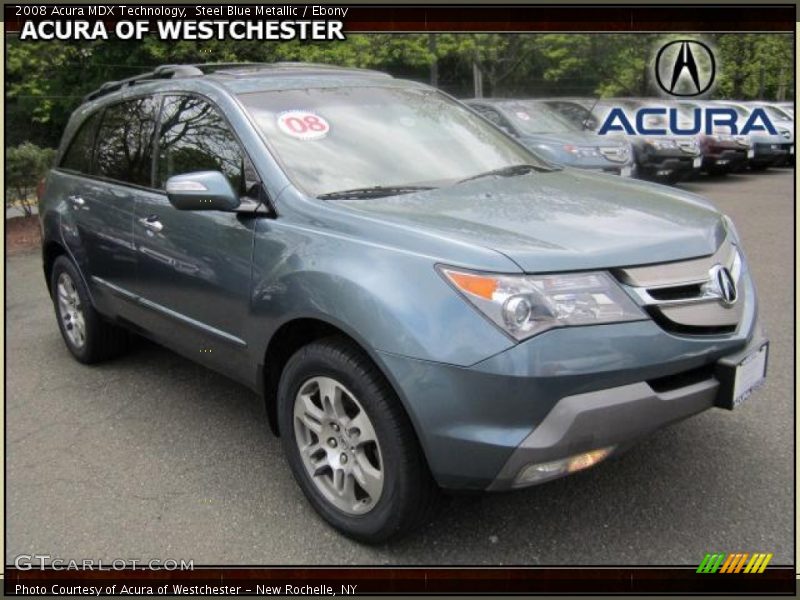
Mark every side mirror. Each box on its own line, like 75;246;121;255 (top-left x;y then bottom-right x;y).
165;171;240;211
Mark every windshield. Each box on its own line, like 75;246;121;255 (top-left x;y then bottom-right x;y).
499;102;579;134
238;86;548;197
763;105;791;121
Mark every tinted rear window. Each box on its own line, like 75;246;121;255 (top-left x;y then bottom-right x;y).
93;97;159;186
60;112;101;173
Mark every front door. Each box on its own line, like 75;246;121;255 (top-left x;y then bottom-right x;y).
131;95;259;380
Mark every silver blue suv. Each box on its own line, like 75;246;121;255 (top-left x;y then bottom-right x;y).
39;63;768;542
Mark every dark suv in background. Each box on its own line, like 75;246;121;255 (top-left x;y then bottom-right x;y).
543;97;704;181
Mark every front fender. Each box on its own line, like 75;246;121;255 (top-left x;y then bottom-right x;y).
246;218;516;369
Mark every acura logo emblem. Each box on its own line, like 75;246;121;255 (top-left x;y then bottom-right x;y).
655;40;716;97
709;264;737;306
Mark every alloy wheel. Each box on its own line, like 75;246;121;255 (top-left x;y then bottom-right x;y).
293;376;384;515
57;272;86;349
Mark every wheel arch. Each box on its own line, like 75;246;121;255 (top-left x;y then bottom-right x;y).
42;239;68;296
42;238;97;308
260;316;424;453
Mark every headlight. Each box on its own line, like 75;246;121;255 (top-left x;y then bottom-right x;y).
440;267;645;341
563;144;600;157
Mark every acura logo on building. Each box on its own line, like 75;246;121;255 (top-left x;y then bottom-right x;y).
709;264;737;306
655;40;716;97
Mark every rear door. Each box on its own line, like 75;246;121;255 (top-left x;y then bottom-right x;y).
130;94;258;379
56;97;159;317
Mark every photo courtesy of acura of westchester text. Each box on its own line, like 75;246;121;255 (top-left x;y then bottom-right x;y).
3;2;796;596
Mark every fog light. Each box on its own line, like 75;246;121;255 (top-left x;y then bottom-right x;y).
566;447;613;473
513;446;614;487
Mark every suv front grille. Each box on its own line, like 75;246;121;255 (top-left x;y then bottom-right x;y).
612;239;744;335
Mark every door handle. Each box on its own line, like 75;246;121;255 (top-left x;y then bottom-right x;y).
138;215;164;233
67;195;85;208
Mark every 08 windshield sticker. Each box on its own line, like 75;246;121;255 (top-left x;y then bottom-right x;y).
277;110;330;140
515;111;531;121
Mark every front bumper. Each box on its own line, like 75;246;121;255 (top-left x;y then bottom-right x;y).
750;142;791;165
636;150;700;176
487;321;767;490
702;147;748;171
376;274;761;491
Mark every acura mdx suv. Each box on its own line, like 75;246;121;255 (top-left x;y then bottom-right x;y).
40;63;768;543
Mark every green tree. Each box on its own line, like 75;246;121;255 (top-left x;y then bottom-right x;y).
5;33;793;149
6;142;56;216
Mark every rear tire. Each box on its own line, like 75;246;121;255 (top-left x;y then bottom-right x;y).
50;255;129;364
278;336;440;543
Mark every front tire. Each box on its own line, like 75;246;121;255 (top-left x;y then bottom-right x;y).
278;337;439;543
50;255;128;364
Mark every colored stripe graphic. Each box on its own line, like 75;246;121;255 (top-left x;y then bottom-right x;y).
699;552;773;574
719;553;736;573
733;553;749;573
697;553;726;573
757;553;773;573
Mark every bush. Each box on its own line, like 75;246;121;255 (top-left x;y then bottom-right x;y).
6;142;56;217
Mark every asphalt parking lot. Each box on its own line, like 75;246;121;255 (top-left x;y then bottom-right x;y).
6;168;794;566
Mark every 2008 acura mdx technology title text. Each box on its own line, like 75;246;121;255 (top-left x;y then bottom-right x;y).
39;63;769;542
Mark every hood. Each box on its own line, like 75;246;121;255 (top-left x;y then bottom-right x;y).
337;169;724;273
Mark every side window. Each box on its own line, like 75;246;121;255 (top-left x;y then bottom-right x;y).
156;95;255;195
558;103;595;129
475;107;515;135
93;97;159;186
60;111;102;174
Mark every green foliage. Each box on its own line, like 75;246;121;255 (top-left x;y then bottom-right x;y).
714;35;793;100
5;142;56;216
5;33;793;149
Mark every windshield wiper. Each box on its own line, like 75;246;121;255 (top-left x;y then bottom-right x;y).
317;185;437;200
456;163;550;185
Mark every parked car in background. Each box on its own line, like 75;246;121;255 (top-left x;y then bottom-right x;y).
739;101;794;166
39;63;769;542
775;102;794;118
540;97;600;130
747;102;794;123
671;100;751;175
710;101;793;169
544;98;701;183
464;99;633;176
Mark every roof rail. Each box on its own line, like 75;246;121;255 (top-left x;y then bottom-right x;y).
82;64;203;103
271;61;392;77
200;61;392;78
81;61;393;104
191;62;272;74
